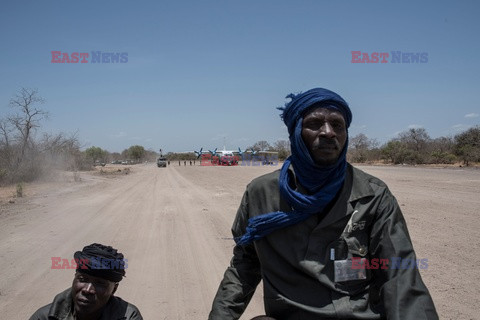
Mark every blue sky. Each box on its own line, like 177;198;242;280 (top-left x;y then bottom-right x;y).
1;0;479;153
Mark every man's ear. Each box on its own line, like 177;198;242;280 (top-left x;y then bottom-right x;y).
112;282;119;295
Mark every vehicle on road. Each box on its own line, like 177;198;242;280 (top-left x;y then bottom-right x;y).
157;157;167;167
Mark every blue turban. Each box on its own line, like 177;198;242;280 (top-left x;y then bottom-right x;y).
235;88;352;245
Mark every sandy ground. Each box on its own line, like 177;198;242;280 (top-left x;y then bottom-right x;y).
0;163;479;319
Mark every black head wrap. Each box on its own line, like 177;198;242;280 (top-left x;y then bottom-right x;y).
74;243;126;282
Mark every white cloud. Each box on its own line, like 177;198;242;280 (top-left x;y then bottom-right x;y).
465;113;479;118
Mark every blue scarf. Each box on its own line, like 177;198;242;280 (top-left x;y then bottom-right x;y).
235;88;352;245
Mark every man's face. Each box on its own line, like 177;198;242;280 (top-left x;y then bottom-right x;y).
301;106;347;166
71;272;118;318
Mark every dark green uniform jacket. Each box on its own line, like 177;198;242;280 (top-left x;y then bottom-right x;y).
29;288;143;320
209;164;438;320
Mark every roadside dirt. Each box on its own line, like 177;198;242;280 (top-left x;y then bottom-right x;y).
0;163;478;319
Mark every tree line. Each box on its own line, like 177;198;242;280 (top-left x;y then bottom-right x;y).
348;127;480;166
196;128;479;166
84;145;157;164
165;128;480;167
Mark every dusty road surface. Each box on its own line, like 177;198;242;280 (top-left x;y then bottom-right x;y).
0;163;479;319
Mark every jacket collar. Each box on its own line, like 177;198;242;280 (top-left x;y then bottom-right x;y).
348;164;376;203
48;289;74;320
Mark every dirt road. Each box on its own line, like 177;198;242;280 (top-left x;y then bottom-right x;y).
0;164;479;319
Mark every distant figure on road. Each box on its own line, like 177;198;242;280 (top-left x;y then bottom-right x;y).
209;88;438;320
190;160;192;166
184;160;186;166
29;243;142;320
178;160;181;166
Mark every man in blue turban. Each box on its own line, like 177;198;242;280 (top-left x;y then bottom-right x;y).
209;88;438;320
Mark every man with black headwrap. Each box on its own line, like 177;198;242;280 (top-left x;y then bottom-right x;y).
209;88;438;320
29;243;143;320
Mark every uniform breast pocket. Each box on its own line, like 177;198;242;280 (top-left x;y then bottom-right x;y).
345;233;368;257
333;234;372;295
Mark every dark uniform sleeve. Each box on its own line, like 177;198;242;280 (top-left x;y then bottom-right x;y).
369;187;438;320
209;189;262;320
126;304;143;320
28;304;50;320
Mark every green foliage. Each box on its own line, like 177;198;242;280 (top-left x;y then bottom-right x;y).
454;126;480;166
273;140;290;161
16;183;23;197
430;151;456;164
381;141;410;164
378;128;461;165
165;152;196;161
0;168;7;182
127;145;146;161
350;152;367;163
399;128;430;152
85;146;107;163
276;149;290;161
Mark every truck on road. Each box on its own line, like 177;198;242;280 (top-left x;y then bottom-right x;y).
157;157;167;167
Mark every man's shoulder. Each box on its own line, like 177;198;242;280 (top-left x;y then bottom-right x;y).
247;169;281;191
29;303;52;320
107;296;143;319
350;164;390;194
29;289;142;320
29;288;71;320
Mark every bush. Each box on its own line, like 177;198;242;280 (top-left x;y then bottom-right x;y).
0;168;7;183
381;141;409;164
430;151;456;164
454;126;480;166
16;183;23;197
